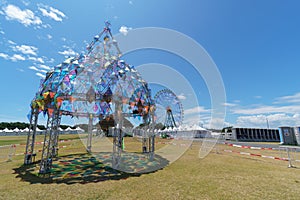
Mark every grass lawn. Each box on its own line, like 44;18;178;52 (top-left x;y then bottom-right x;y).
0;136;300;199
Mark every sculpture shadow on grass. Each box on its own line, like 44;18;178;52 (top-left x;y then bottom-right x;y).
13;152;169;184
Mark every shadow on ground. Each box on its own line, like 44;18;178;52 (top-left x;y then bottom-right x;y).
13;152;169;184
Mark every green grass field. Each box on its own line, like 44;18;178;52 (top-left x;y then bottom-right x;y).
1;135;300;200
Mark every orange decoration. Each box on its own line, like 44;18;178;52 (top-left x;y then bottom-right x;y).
48;108;54;116
49;92;55;98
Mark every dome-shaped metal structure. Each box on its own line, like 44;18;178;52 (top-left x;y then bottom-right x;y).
25;22;155;174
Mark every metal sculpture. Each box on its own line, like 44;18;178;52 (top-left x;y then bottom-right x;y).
24;22;155;174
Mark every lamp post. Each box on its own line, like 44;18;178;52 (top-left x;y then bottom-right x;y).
266;116;270;129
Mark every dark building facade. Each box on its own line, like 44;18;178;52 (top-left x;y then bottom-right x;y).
232;128;280;142
278;126;300;145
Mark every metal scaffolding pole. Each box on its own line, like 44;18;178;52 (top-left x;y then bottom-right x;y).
39;108;61;174
141;129;155;160
112;127;123;169
149;133;155;161
142;129;148;153
87;114;93;153
112;101;124;169
24;107;39;165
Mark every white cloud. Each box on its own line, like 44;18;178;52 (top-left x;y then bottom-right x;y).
184;114;228;129
274;92;300;104
28;56;44;63
38;5;66;22
36;72;45;78
41;24;51;29
209;117;228;129
37;57;45;63
0;52;9;60
39;64;51;70
228;91;300;128
48;58;55;63
185;106;210;115
10;54;25;62
13;44;38;56
182;106;209;126
129;1;133;5
39;8;61;21
58;49;76;56
21;0;30;6
229;92;300;115
254;95;262;99
177;93;186;100
0;30;4;34
235;113;300;128
40;69;47;73
232;104;300;115
29;66;48;74
119;26;132;36
47;34;52;39
16;68;24;72
28;66;39;71
49;6;66;18
2;4;42;27
222;102;237;107
8;40;16;45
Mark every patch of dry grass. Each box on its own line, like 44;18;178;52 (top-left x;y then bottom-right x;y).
1;137;300;200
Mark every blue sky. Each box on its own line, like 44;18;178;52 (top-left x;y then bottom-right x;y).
0;0;300;129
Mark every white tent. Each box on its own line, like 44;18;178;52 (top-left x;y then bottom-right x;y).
13;128;20;132
3;128;13;132
75;127;84;133
65;127;73;131
22;127;30;132
190;125;207;131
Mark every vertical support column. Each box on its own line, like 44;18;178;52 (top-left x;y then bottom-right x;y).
142;129;148;153
148;130;155;161
112;127;123;169
273;130;278;141
112;101;123;169
266;129;270;141
270;130;274;141
260;129;263;140
263;129;267;141
87;114;93;153
39;108;61;174
250;129;253;140
24;107;39;165
51;110;61;158
246;128;249;140
253;129;257;141
275;130;279;141
286;147;293;168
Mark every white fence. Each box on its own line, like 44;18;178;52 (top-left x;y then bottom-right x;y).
279;146;300;168
0;144;16;162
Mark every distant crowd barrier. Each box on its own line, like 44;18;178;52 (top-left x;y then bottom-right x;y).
217;142;300;168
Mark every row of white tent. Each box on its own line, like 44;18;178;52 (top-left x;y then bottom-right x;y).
158;124;208;132
0;127;85;133
0;125;214;136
